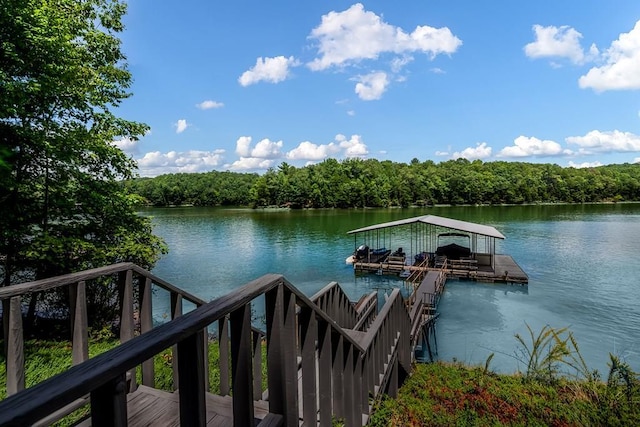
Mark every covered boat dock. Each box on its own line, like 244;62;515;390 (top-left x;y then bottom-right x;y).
347;214;528;284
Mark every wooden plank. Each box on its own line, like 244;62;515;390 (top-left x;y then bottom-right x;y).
177;329;207;427
230;303;254;426
70;281;89;365
6;296;25;395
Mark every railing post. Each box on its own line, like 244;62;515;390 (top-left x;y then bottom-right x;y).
6;296;25;395
139;277;155;387
171;292;183;391
69;281;89;365
177;329;207;427
218;316;230;395
299;306;318;425
317;320;332;426
230;303;254;426
118;269;136;392
90;373;128;426
252;329;263;398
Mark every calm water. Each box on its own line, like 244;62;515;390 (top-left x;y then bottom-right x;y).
142;204;640;375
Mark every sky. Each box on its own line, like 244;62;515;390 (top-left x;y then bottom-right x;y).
114;0;640;177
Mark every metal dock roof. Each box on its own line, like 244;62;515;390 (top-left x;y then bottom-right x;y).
346;214;506;239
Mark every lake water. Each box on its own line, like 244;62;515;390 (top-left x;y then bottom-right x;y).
142;204;640;376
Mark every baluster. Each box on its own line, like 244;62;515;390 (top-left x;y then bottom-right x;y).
252;329;263;398
343;342;354;426
218;316;230;395
266;284;299;426
230;303;254;426
139;277;154;386
118;269;136;392
69;281;89;365
171;292;182;391
317;320;332;426
178;329;206;427
331;332;344;421
6;296;25;395
353;351;363;427
299;307;318;425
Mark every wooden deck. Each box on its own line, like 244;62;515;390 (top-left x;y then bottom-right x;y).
354;254;528;284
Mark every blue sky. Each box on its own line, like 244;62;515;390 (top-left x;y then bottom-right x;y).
114;0;640;176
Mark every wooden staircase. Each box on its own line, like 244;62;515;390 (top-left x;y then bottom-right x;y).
0;264;414;426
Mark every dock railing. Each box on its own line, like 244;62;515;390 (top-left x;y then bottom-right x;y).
0;269;411;427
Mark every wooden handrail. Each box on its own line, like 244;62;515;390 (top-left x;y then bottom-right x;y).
0;263;205;306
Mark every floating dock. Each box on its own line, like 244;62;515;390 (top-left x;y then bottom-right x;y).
347;214;528;285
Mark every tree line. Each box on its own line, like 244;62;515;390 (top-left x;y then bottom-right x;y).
125;158;640;208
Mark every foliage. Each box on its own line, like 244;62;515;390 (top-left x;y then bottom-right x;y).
369;360;640;427
513;323;598;383
0;0;166;289
126;158;640;208
124;170;258;206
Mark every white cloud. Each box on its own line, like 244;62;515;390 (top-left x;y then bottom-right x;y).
336;134;368;158
634;157;640;163
252;138;284;159
568;160;603;168
175;119;188;134
430;67;445;74
524;24;596;65
566;130;640;153
452;142;492;160
227;157;275;171
390;55;414;73
435;151;449;156
307;3;461;71
238;56;299;86
196;100;224;110
579;21;640;91
347;110;355;116
235;136;283;159
498;135;565;158
231;136;283;171
286;141;340;161
136;149;225;177
354;72;389;100
113;137;140;154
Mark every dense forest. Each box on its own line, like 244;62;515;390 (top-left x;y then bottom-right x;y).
124;158;640;208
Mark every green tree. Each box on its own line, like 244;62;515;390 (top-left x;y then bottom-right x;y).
0;0;166;287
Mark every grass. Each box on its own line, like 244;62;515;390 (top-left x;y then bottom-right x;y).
368;361;639;426
369;324;639;427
